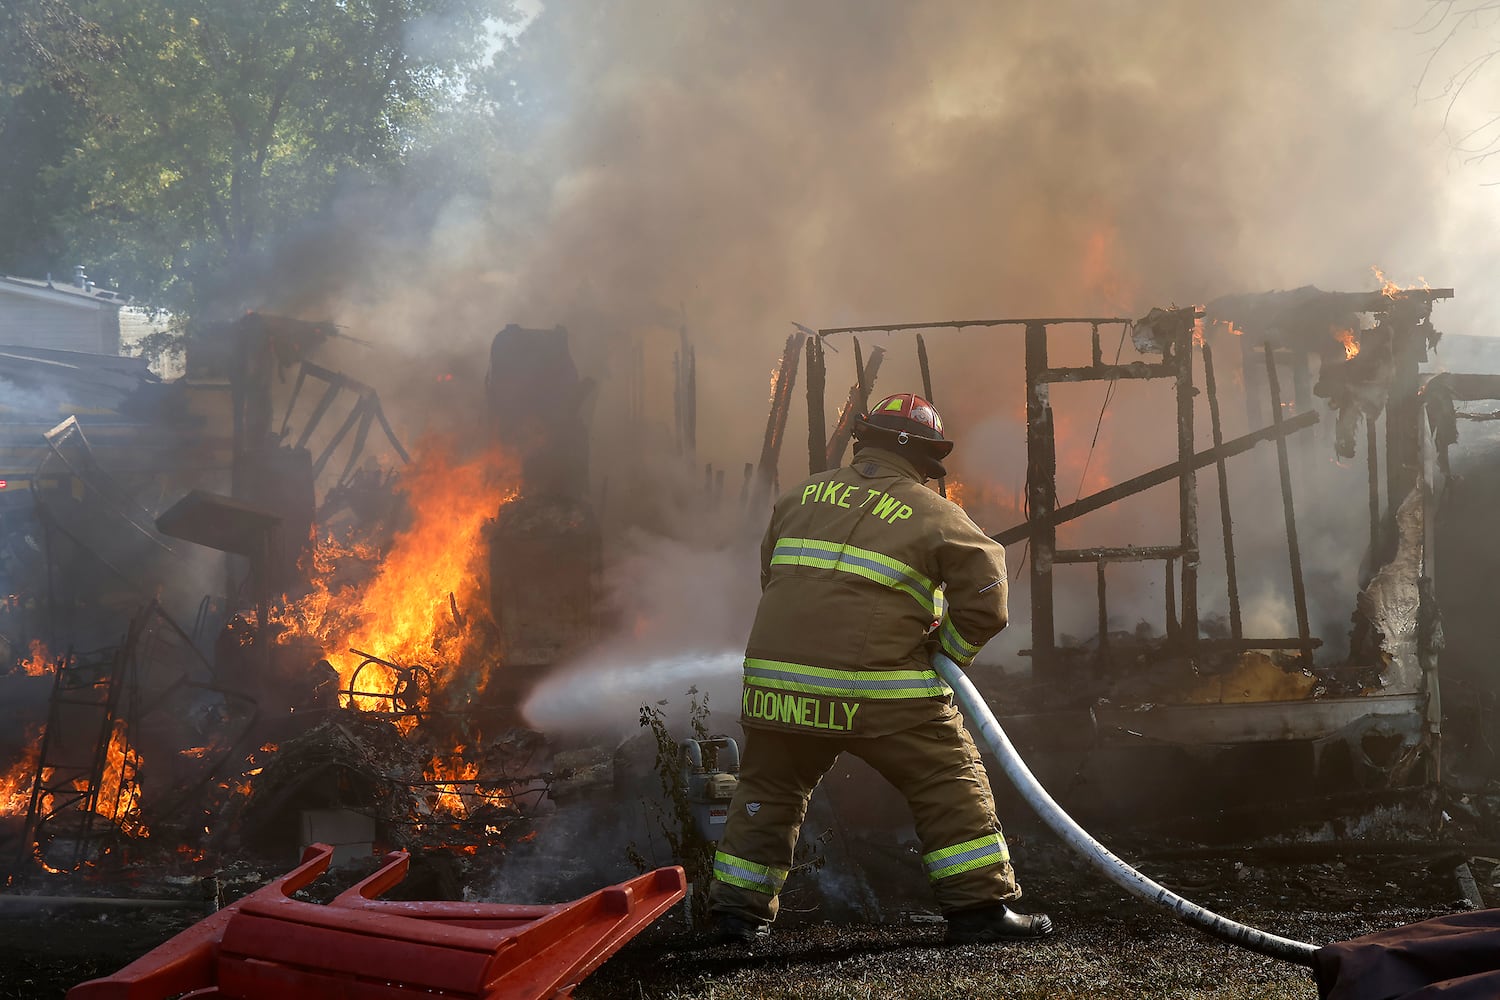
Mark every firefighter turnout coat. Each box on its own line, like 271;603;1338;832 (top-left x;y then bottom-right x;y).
740;446;1009;738
710;445;1021;923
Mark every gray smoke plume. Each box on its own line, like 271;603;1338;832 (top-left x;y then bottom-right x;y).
252;0;1499;679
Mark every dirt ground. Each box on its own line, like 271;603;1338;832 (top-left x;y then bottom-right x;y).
572;841;1474;1000
4;839;1479;1000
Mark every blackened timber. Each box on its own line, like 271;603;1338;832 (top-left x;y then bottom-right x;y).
1176;320;1199;646
1054;545;1184;564
1263;345;1314;663
1201;340;1242;639
753;331;806;506
805;335;827;474
916;333;946;498
824;344;885;469
990;409;1320;546
819;317;1132;336
1036;361;1175;383
1024;322;1057;668
853;337;869;414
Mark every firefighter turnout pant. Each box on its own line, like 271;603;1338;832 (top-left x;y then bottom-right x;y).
708;709;1021;925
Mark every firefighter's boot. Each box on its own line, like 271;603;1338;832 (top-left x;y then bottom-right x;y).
713;913;771;948
944;904;1054;944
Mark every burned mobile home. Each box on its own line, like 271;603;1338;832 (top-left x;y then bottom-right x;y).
0;274;1497;937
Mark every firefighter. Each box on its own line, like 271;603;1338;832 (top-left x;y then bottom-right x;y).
707;392;1053;947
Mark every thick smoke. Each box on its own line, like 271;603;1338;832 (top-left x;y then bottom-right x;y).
254;1;1498;702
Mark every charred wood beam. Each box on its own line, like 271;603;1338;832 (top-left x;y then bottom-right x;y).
819;316;1132;336
1176;320;1199;646
753;331;807;505
916;333;946;498
823;342;885;469
283;362;410;467
1263;346;1314;664
1036;361;1175;383
1024;322;1057;668
991;409;1319;547
1202;340;1242;639
804;334;827;474
1314;288;1455;312
854;338;868;416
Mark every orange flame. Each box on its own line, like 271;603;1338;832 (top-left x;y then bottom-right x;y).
17;639;54;676
1371;266;1430;300
273;444;518;717
96;722;148;838
0;728;42;816
943;478;1022;519
1334;328;1360;360
425;752;481;817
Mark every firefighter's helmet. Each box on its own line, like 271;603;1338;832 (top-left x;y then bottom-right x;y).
853;393;954;459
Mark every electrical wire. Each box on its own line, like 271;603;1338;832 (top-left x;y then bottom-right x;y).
1074;322;1132;503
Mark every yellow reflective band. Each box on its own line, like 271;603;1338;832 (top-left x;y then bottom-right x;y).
770;538;936;616
939;616;982;665
884;397;905;411
744;658;950;700
712;851;788;895
922;833;1009;881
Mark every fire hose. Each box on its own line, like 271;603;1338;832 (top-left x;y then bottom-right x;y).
931;651;1319;967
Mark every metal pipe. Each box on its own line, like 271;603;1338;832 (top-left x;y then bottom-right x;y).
932;651;1319;967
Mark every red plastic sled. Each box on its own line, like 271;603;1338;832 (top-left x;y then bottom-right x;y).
68;844;686;999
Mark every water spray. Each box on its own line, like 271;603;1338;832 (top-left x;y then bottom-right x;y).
932;652;1319;967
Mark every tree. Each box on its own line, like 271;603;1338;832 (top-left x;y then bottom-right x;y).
1412;1;1500;168
13;0;515;316
0;1;109;278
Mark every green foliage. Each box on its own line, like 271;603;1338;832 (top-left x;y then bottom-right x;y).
627;688;717;917
1;0;518;315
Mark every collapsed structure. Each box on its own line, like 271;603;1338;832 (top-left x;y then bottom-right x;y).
0;277;1495;919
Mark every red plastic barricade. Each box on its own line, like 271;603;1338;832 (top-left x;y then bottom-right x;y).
68;844;687;1000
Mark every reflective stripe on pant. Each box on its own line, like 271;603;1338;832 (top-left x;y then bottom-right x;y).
707;707;1021;925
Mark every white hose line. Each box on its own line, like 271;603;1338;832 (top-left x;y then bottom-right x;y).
933;652;1319;967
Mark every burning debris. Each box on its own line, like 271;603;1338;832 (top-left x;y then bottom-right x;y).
0;314;611;897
